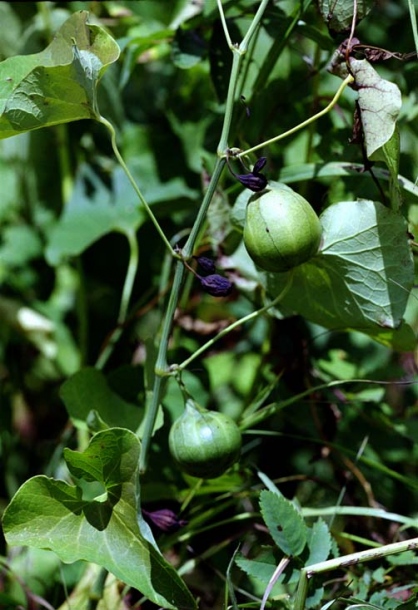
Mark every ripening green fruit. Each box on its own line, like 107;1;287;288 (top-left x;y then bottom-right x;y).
243;183;322;273
169;400;242;479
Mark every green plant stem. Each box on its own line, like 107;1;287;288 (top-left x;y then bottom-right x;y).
408;0;418;55
139;159;225;472
237;73;354;159
174;274;294;373
88;567;108;610
139;0;271;473
216;0;233;49
217;0;271;154
293;537;418;610
95;229;139;370
241;377;413;431
98;115;176;256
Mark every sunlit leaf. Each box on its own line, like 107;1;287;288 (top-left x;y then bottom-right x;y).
0;11;120;138
2;428;196;610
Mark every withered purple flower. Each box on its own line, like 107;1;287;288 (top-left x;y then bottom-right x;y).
236;171;267;192
142;508;187;532
194;255;217;275
233;156;268;192
200;274;233;297
253;156;267;173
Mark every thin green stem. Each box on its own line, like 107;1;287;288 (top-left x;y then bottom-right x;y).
293;537;418;610
95;229;139;370
175;273;294;372
408;0;418;55
217;52;243;154
98;115;176;256
239;0;271;52
139;160;226;471
216;0;233;49
237;73;354;159
241;377;411;430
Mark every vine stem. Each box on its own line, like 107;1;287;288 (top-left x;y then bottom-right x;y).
237;73;354;159
139;0;271;473
174;273;294;373
408;0;418;55
98;115;177;257
293;537;418;610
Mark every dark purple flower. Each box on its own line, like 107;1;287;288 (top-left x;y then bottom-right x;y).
194;255;217;275
200;274;233;297
253;156;267;173
236;172;267;192
235;156;268;192
142;508;187;532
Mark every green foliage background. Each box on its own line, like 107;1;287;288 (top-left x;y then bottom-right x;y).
0;1;417;609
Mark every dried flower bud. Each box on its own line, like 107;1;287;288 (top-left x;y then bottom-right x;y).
253;156;267;173
236;172;267;192
142;508;187;532
200;274;232;297
194;255;217;275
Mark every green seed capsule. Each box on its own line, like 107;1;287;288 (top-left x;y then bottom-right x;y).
169;400;242;479
243;183;322;273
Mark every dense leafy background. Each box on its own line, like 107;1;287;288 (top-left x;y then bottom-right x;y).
0;1;417;609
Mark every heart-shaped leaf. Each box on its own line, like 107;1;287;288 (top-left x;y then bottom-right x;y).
2;428;196;610
230;196;415;350
0;11;120;139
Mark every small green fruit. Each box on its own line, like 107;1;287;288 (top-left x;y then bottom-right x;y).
243;182;322;273
169;400;242;479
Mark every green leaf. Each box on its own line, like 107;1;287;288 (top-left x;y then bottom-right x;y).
370;128;403;211
306;519;332;566
172;27;206;69
2;428;196;610
60;367;143;432
0;11;120;139
45;164;144;265
259;490;307;557
265;200;415;348
235;548;279;584
350;58;402;160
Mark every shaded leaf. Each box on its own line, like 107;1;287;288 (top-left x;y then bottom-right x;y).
60;367;143;432
2;428;196;610
318;0;376;34
235;549;282;584
172;27;206;69
306;519;332;566
259;490;307;557
45;164;144;265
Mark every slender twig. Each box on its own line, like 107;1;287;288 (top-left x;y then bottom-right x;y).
408;0;418;55
236;73;354;158
174;274;294;372
98;115;177;256
293;537;418;610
